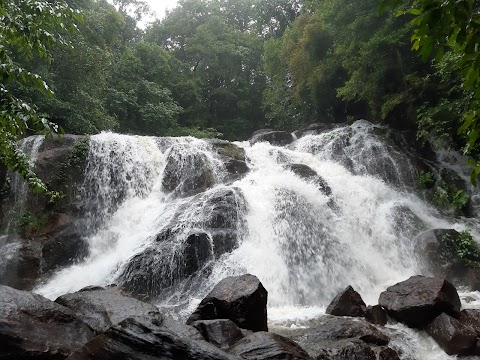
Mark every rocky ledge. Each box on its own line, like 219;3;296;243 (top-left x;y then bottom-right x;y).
1;273;478;359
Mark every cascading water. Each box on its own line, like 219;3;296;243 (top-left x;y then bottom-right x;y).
33;121;480;359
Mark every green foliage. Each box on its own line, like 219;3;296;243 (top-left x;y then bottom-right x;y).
442;230;480;264
17;211;51;235
432;180;470;216
57;138;90;182
417;170;435;188
0;0;81;197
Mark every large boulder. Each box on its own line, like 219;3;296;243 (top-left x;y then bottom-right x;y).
283;164;332;196
208;139;249;181
162;145;215;197
314;339;376;360
192;319;245;350
187;274;268;332
228;332;313;360
55;286;160;334
325;285;367;317
119;188;247;297
378;276;461;328
274;316;390;359
66;316;238;360
293;123;341;139
250;130;294;147
0;285;94;359
426;313;477;355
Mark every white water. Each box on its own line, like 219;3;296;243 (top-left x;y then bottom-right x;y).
32;122;480;359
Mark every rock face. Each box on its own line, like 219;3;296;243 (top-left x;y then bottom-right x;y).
0;285;94;359
55;286;160;334
187;274;268;332
378;276;461;328
283;163;332;196
293;123;341;139
426;313;477;355
325;285;367;317
228;332;313;360
460;309;480;336
208;139;249;181
250;129;294;146
162;147;215;197
119;188;246;297
274;316;390;359
66;316;237;360
192;319;245;350
315;339;376;360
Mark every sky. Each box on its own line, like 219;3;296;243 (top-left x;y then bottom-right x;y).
145;0;179;20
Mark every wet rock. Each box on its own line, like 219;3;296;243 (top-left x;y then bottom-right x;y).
274;316;389;359
0;239;41;290
365;305;388;326
373;346;400;360
250;130;294;147
228;332;312;360
460;309;480;336
378;275;461;328
325;285;367;317
208;139;249;181
119;188;246;297
192;319;245;350
315;339;375;360
41;218;89;273
66;316;237;360
162;146;215;197
187;274;268;332
293;123;341;139
0;285;94;359
426;313;477;355
417;229;480;288
283;164;332;196
55;286;160;334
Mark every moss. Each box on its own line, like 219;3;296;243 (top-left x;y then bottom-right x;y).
215;143;245;161
57;137;90;182
17;211;53;235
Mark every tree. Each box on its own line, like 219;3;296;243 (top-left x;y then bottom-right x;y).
0;0;81;196
380;0;480;182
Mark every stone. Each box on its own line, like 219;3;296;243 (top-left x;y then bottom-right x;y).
273;316;389;359
0;285;93;359
187;274;268;332
426;313;477;355
0;239;41;290
208;139;249;181
372;346;400;360
250;130;294;147
365;305;388;326
283;164;332;196
325;285;367;317
55;286;160;334
293;123;341;139
228;332;312;360
66;316;237;360
378;275;461;328
315;339;375;360
192;319;245;350
459;309;480;336
162;146;215;197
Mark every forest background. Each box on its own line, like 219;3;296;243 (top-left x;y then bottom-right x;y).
2;0;480;190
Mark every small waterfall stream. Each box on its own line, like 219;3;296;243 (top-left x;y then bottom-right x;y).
25;121;480;359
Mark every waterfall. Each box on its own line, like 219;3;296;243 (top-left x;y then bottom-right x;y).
31;122;480;359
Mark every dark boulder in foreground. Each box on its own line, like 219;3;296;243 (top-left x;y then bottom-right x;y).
0;285;93;359
192;319;245;350
426;313;477;355
187;274;268;332
250;130;294;147
326;285;367;317
274;316;390;359
228;332;313;360
66;315;237;360
315;339;376;360
378;275;461;328
55;285;160;334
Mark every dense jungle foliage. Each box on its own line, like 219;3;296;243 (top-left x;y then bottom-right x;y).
2;0;480;188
